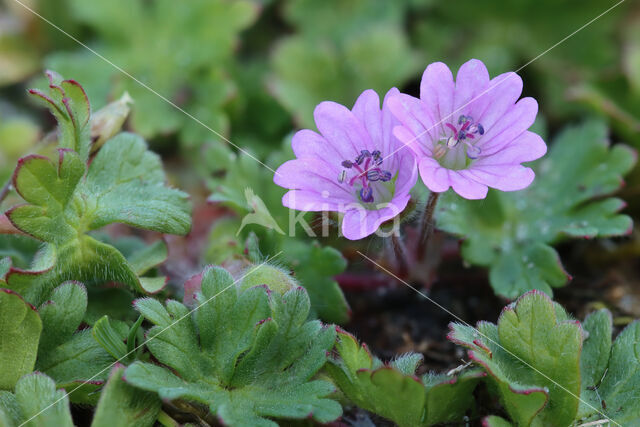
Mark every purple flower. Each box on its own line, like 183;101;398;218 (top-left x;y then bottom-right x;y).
388;59;547;200
274;89;418;240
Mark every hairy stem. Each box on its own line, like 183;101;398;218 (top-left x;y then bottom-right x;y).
0;179;11;204
418;192;440;257
391;232;410;277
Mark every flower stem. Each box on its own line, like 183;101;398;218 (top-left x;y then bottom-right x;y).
0;179;11;204
418;192;440;255
391;232;410;277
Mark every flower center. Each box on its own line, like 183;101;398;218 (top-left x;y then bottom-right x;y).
338;150;393;204
433;115;484;169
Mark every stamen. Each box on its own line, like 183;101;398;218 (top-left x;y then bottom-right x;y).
440;115;485;161
339;150;393;204
433;144;447;159
366;170;381;181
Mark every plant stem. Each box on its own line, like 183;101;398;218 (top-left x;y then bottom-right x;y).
156;411;180;427
391;232;410;277
0;179;11;204
418;192;440;255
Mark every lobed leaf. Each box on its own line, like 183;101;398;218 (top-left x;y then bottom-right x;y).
577;309;640;424
0;373;73;427
124;266;341;426
28;70;91;161
327;328;482;426
449;291;582;426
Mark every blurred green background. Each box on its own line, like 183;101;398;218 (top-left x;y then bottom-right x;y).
1;0;638;182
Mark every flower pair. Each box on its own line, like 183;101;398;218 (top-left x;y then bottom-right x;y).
274;59;547;240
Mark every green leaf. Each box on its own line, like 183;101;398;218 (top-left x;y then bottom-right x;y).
43;0;257;143
37;281;87;354
0;289;42;390
326;329;482;426
124;266;341;426
422;370;486;425
577;312;640;424
280;240;350;324
92;316;128;360
5;130;190;301
91;364;160;427
28;70;91;161
438;120;636;298
0;235;41;270
577;309;612;420
271;0;418;126
0;373;73;427
326;329;424;427
34;282;122;403
82;132;191;235
449;291;582;426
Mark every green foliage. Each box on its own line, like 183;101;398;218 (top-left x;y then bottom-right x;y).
0;289;41;390
280;240;350;324
271;0;418;126
438;120;636;298
577;310;640;425
43;0;258;143
3;74;191;302
28;70;91;161
35;281;123;404
0;373;73;427
124;266;341;426
449;291;583;426
91;364;160;427
326;329;483;426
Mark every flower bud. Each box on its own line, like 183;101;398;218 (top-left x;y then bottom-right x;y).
90;92;133;151
238;263;298;295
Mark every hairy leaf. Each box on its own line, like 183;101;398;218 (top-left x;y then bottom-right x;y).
28;70;91;161
91;364;160;427
0;373;73;427
449;291;582;426
124;266;341;426
327;329;482;426
5;132;189;301
577;309;640;424
0;289;42;390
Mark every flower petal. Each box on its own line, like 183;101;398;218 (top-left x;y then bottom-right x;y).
282;190;348;212
462;165;535;192
388;94;437;155
453;59;491;115
449;170;489;199
352;89;383;148
314;100;373;158
474;131;546;165
418;157;451;193
274;159;351;199
478;97;538;156
291;129;342;162
420;62;455;126
341;205;399;240
476;72;524;132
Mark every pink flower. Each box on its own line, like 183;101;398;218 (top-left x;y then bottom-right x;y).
274;89;418;240
388;59;546;199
